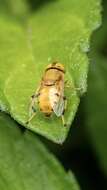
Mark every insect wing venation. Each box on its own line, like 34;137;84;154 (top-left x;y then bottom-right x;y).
49;86;64;117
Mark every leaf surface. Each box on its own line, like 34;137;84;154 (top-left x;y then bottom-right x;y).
0;112;80;190
0;0;101;143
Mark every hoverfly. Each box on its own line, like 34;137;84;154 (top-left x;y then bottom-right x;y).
26;62;67;126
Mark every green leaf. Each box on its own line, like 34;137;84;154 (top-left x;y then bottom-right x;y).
86;57;107;174
0;112;80;190
85;0;107;174
0;0;101;143
0;0;29;19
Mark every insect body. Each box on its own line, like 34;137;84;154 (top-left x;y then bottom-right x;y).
26;62;67;126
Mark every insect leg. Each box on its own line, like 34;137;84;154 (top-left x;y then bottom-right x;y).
29;93;40;116
29;86;41;116
61;96;67;127
26;90;40;125
61;115;66;127
65;80;82;91
63;96;67;110
26;111;36;125
61;96;67;115
64;80;71;88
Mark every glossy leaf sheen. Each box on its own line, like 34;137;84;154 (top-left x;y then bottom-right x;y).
0;0;101;143
0;113;80;190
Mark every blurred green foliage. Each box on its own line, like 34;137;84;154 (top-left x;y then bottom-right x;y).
0;112;80;190
85;0;107;175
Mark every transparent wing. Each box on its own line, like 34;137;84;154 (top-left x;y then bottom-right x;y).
49;85;64;117
53;96;64;117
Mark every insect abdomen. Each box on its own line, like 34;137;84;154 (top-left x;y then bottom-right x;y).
38;88;53;116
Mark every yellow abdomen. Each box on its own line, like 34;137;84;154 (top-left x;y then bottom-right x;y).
38;87;52;117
